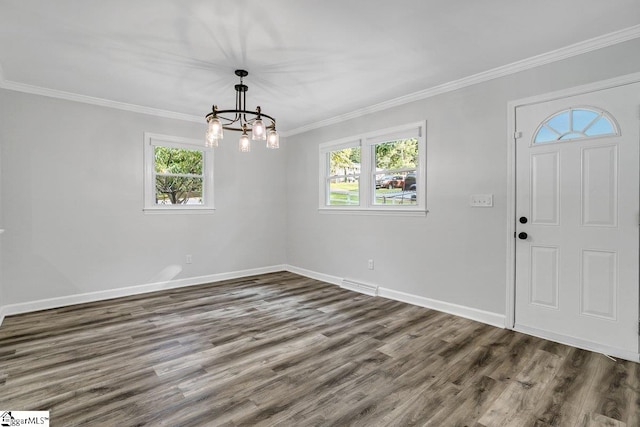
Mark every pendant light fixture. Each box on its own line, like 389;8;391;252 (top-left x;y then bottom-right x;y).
205;70;279;151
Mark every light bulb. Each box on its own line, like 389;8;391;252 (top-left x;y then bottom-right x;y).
208;117;223;140
239;133;251;152
205;133;218;148
251;118;266;140
266;129;279;149
205;125;219;147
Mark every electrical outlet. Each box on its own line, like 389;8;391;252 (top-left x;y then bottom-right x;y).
367;259;374;270
185;254;193;264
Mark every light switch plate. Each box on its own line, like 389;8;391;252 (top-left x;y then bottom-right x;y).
470;194;493;207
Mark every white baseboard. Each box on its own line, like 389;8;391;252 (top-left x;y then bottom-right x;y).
515;324;640;363
377;287;506;328
0;265;287;324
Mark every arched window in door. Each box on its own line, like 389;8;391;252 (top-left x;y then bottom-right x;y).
533;107;619;144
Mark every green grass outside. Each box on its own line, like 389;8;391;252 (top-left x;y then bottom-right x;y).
329;182;416;205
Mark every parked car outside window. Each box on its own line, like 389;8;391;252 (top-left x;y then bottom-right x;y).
403;172;416;191
376;175;404;189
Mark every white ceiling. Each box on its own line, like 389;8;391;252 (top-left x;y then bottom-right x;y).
1;0;639;134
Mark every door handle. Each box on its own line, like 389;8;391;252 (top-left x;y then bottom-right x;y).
518;232;528;240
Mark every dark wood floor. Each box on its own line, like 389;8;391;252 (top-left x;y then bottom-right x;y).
0;272;638;426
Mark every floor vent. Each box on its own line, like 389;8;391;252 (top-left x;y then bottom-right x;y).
341;280;378;296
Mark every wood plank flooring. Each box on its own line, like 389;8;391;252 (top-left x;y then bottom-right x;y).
0;271;638;426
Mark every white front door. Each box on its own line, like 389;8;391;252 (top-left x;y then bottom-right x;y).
515;82;640;358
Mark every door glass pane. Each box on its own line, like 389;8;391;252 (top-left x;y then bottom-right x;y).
547;112;570;134
572;109;599;132
559;132;583;140
585;116;615;136
534;126;559;143
534;108;617;144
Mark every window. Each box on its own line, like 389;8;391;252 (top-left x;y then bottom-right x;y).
319;122;426;214
372;137;418;206
144;132;214;212
325;143;361;206
533;107;618;144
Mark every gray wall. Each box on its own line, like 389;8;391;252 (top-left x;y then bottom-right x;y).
0;90;287;305
285;39;640;316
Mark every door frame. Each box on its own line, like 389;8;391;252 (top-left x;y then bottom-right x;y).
505;72;640;358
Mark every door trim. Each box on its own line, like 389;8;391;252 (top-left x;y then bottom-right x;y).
505;72;640;359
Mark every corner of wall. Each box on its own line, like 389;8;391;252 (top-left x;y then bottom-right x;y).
285;264;342;286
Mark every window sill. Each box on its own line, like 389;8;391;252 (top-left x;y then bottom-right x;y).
143;207;216;215
318;207;428;217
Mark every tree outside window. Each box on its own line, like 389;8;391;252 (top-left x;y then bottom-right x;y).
154;146;204;205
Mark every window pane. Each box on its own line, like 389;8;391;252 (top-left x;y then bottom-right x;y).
373;139;418;206
374;171;417;205
374;139;418;170
328;176;359;205
330;147;360;175
155;176;203;205
547;112;570;134
155;146;203;175
572;109;599;132
585;116;615;136
327;146;360;206
534;125;559;143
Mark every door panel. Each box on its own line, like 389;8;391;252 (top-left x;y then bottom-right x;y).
531;151;560;225
530;245;559;309
515;82;639;355
581;145;617;227
580;249;616;320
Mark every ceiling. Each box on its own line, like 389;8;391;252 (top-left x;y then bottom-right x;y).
1;0;639;134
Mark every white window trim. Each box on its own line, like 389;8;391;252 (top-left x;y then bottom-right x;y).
143;132;215;213
319;121;427;215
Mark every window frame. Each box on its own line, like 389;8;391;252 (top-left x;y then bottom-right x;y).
532;106;620;145
321;138;362;208
143;132;214;213
319;121;426;215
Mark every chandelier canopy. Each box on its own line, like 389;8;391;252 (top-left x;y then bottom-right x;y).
205;69;279;152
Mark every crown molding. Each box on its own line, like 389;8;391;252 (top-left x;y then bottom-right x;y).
0;79;203;123
283;24;640;137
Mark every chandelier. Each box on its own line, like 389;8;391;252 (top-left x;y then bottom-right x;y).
205;69;279;152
